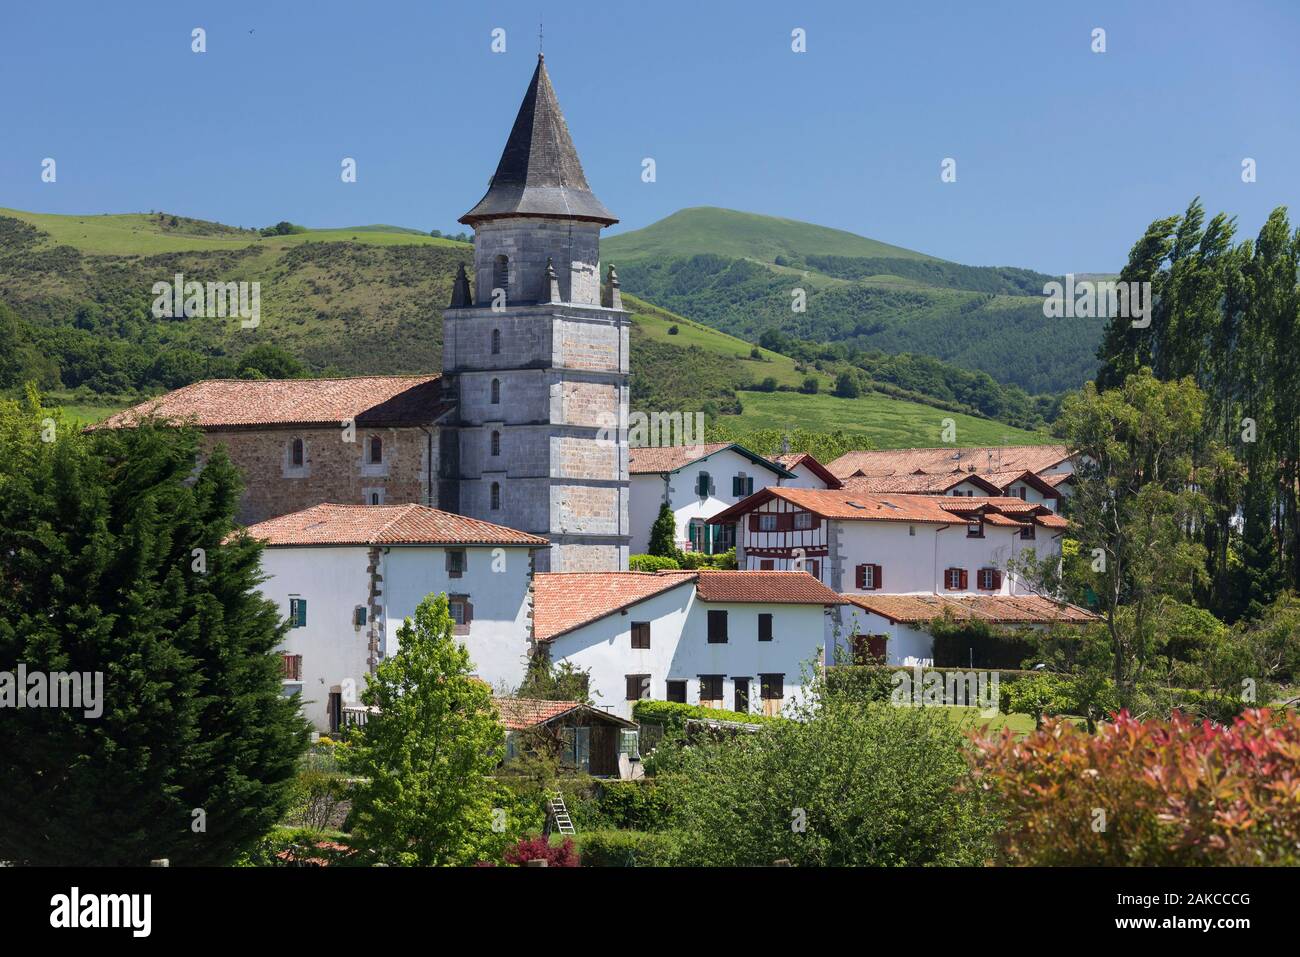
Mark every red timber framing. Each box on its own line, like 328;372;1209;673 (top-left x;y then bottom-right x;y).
738;496;828;578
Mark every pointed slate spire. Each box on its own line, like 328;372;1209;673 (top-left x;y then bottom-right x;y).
460;55;617;227
450;262;473;307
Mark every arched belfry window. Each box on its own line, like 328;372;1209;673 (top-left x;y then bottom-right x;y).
492;255;508;298
490;378;500;404
491;328;501;355
291;437;304;467
491;430;501;456
368;435;382;465
490;482;501;510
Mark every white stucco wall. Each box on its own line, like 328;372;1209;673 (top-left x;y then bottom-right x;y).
548;584;832;719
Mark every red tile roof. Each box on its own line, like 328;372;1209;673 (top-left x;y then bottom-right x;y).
708;488;1069;531
492;697;636;730
694;570;844;605
533;571;697;641
842;593;1097;625
840;473;1002;495
628;442;794;477
771;452;843;489
827;445;1071;480
240;503;548;547
98;375;448;431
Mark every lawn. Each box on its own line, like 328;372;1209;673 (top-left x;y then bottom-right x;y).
724;390;1050;449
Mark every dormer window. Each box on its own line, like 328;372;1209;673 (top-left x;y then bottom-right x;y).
1020;523;1036;540
967;518;984;538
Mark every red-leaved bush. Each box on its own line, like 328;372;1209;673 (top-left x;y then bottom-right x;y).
971;708;1300;865
503;835;579;867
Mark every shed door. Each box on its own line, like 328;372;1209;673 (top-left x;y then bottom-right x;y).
589;724;617;776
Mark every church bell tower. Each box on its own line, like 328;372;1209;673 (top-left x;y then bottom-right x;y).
441;54;630;572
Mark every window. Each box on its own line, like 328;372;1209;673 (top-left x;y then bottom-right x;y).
759;559;775;570
1016;486;1027;500
978;568;1002;591
492;254;508;296
491;430;501;456
290;437;304;467
967;518;984;538
631;621;650;650
365;489;384;505
707;609;728;643
689;519;708;553
758;613;773;642
700;675;724;707
666;680;687;703
909;525;916;536
491;328;501;355
626;674;651;701
793;511;813;530
731;475;754;497
368;435;382;465
712;523;735;553
448;596;473;635
856;563;883;590
1020;523;1036;540
353;606;367;627
289;597;307;628
760;674;784;716
490;482;501;510
733;677;750;713
447;549;466;578
945;567;968;590
490;378;500;404
807;559;821;579
281;653;302;680
759;514;778;532
696;472;711;497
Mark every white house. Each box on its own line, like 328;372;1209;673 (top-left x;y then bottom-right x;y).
707;487;1085;665
627;443;843;556
534;569;845;719
241;503;547;732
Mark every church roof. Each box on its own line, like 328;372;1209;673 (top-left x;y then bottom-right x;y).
460;55;617;226
96;375;448;431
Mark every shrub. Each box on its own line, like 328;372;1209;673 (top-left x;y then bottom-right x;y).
632;699;785;732
826;665;1037;704
596;779;675;832
999;672;1119;730
504;835;579;867
667;324;679;335
972;708;1300;865
801;376;820;394
629;553;681;572
661;698;997;866
647;503;678;557
930;618;1038;669
288;767;350;831
577;830;683;867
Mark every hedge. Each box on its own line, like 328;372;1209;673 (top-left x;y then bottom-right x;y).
632;699;787;731
825;665;1039;702
628;554;681;572
595;779;675;832
576;829;683;867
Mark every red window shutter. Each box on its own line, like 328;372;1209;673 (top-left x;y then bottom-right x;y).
856;564;867;589
872;564;883;590
959;569;968;590
778;512;793;531
749;514;760;532
993;570;1003;590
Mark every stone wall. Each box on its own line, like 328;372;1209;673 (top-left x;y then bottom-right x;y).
201;425;436;525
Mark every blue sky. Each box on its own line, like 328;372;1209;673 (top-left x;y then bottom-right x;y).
1;0;1296;273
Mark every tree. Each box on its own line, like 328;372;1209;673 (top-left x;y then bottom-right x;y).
800;375;819;394
1057;369;1233;704
647;502;678;557
833;371;860;398
0;394;309;864
514;653;593;704
344;593;510;866
236;342;306;379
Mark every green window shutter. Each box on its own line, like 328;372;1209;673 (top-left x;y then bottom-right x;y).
732;476;742;497
745;477;754;495
292;598;307;627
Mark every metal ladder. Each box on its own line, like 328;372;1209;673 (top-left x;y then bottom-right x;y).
548;790;575;835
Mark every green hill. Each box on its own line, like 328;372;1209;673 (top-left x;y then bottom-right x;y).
604;207;1103;395
604;207;936;265
0;206;1053;447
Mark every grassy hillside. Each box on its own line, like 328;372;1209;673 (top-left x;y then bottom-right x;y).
604;207;936;265
1;207;1057;447
604;208;1103;395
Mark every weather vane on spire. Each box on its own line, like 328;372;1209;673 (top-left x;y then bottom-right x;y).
538;16;543;56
